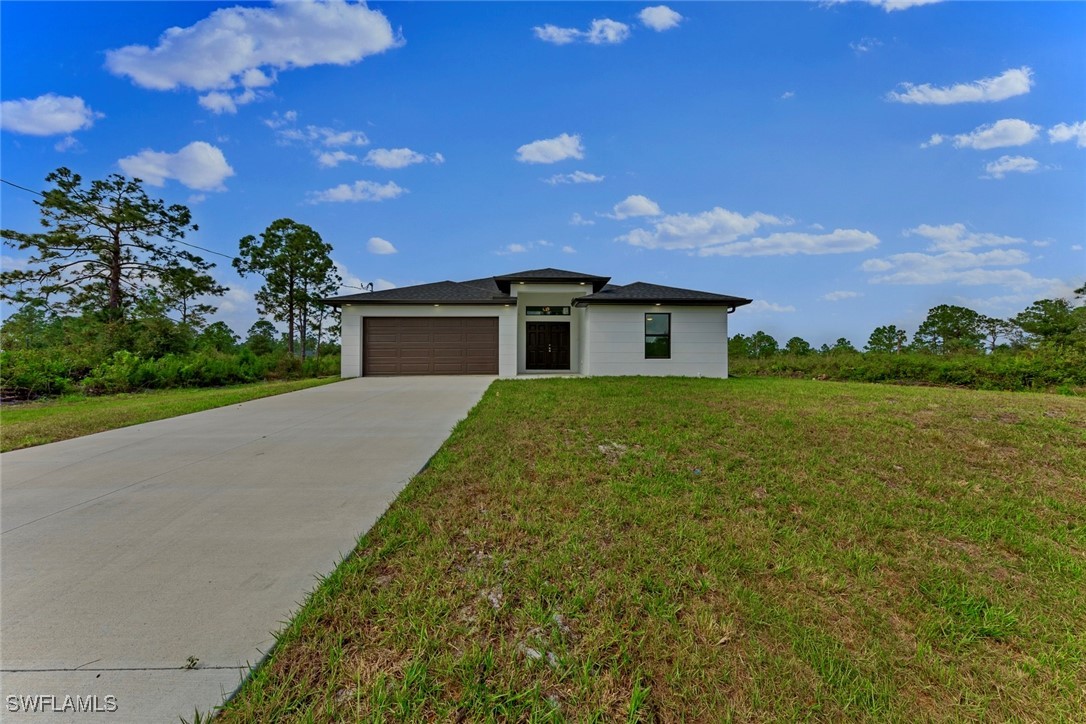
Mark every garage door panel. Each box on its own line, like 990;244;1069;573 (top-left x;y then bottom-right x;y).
363;317;498;376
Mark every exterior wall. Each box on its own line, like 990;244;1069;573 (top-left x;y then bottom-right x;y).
512;284;587;374
581;305;730;378
338;303;517;378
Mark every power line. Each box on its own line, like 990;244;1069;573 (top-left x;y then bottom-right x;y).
1;177;373;291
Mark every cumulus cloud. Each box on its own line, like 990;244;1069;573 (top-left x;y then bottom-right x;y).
317;150;359;168
866;0;942;10
823;290;862;301
364;147;444;169
366;236;397;255
616;203;878;257
864;223;1054;289
497;242;529;255
516;133;584;163
608;194;662;219
570;212;595;226
54;136;80;152
886;66;1033;105
639;6;683;31
983;155;1040;179
906;223;1027;251
308;179;406;203
780;91;796;100
746;300;796;313
277;124;369;147
937;119;1041;150
105;1;401;110
0;94;103;136
697;229;880;257
1049;121;1086;148
545;170;604;185
562;245;576;254
920;134;945;148
118;141;235;191
533;18;630;45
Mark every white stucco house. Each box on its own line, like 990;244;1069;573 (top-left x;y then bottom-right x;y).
323;268;752;378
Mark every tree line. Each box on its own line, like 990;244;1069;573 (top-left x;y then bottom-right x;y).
1;168;345;397
731;296;1086;360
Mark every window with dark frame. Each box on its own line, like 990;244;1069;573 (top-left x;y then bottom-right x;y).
645;313;671;359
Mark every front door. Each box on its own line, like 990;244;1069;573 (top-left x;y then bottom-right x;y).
526;322;571;370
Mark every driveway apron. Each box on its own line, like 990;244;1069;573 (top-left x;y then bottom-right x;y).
0;376;492;722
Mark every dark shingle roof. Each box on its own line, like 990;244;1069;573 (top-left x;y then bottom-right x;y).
493;268;610;293
323;280;511;306
322;272;751;309
573;282;752;308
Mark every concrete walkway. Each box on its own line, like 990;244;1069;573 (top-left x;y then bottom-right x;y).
0;376;492;722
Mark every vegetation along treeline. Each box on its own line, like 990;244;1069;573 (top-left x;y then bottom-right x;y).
730;294;1086;392
0;168;343;398
2;167;1084;398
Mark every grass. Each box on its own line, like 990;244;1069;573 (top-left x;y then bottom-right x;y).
0;377;340;452
215;377;1086;721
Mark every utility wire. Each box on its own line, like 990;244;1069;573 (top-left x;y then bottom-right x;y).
1;177;373;291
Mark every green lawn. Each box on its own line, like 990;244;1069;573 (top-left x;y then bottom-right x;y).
216;377;1086;722
0;378;340;452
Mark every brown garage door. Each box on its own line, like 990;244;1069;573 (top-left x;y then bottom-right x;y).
363;317;499;376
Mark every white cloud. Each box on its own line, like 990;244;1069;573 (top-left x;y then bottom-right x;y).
1071;244;1083;252
562;245;576;254
823;290;862;301
947;119;1040;150
697;229;880;257
1049;121;1086;148
317;151;358;168
545;170;604;185
639;6;683;31
746;300;796;313
118;141;234;191
54;135;79;152
906;223;1027;252
864;223;1056;289
363;147;444;169
618;205;877;257
498;243;529;255
366;236;397;255
533;25;581;45
620;206;784;249
0;94;103;136
333;260;396;294
187;193;207;204
516;133;584;164
886;66;1033;105
608;194;662;220
983;155;1039;179
373;278;397;292
263;110;298;129
780;91;795;100
308;179;406;204
850;37;882;53
921;134;945;148
866;0;943;10
105;1;401;110
533;18;630;45
570;212;595;226
277;124;369;147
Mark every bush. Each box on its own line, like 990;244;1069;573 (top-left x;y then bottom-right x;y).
730;349;1086;393
0;348;83;398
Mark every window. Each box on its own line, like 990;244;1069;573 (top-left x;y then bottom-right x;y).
645;313;671;359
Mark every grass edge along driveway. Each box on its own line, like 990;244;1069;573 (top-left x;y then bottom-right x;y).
214;376;1086;722
0;377;340;452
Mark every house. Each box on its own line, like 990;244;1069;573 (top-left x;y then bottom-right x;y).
322;268;752;378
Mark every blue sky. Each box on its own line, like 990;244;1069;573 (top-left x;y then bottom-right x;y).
2;0;1084;346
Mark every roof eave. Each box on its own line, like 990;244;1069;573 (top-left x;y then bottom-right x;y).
573;297;753;309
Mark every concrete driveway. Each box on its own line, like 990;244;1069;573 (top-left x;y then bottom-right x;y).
0;376;492;722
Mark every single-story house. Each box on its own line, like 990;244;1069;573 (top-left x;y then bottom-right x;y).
322;268;752;378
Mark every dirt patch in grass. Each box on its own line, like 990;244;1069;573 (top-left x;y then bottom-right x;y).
214;377;1086;722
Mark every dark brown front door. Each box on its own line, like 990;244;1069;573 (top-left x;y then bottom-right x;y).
526;322;570;370
363;317;499;376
